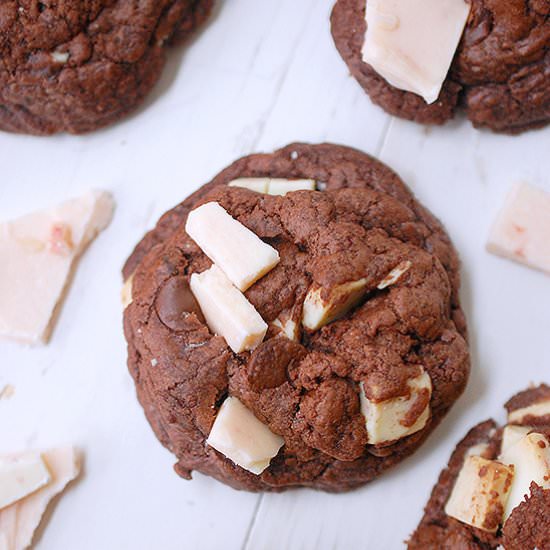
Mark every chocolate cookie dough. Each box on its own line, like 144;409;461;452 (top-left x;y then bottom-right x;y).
331;0;550;134
122;143;470;492
409;384;550;549
0;0;213;135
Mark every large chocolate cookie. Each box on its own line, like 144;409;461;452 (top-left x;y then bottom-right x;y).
0;0;213;135
409;384;550;549
122;143;470;492
331;0;550;134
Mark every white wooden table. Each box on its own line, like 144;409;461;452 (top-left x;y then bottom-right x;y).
1;1;549;548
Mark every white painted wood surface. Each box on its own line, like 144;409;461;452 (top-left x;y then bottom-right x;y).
0;1;548;549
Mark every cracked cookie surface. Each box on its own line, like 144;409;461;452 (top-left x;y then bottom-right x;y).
331;0;550;134
122;143;470;492
0;0;213;135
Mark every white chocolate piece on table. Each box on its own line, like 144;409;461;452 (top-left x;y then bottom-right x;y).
0;455;50;510
0;190;114;345
499;432;550;519
228;178;316;196
508;398;550;424
0;447;80;550
444;456;514;533
190;265;267;354
487;182;550;275
360;370;432;445
207;397;284;475
377;260;412;289
302;278;368;331
500;425;532;455
362;0;471;104
185;202;280;291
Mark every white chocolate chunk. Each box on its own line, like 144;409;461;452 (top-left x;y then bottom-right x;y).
499;432;550;519
190;265;267;353
465;443;491;459
508;399;550;424
121;274;134;309
362;0;471;104
487;183;550;275
228;177;316;196
0;190;114;345
0;455;50;510
185;202;280;291
266;179;316;196
445;456;514;533
228;178;269;194
360;370;432;445
272;316;300;342
500;425;532;454
302;278;368;331
0;447;80;550
377;260;412;289
207;397;284;475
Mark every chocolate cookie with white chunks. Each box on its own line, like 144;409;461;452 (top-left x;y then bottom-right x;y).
122;143;470;492
0;0;213;135
331;0;550;134
408;384;550;550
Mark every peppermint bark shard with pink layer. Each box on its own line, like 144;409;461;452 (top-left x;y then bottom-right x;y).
487;183;550;275
362;0;471;104
0;190;115;344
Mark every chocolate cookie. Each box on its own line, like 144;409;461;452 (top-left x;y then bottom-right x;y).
409;384;550;549
0;0;213;135
122;143;470;492
331;0;550;134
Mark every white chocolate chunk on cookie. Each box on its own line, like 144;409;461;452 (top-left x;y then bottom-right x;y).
500;425;532;454
508;398;550;424
445;456;514;533
0;455;50;510
228;177;316;196
362;0;471;104
272;316;300;342
377;260;412;289
0;447;80;550
0;190;114;345
121;274;134;309
228;178;269;194
185;202;280;291
360;370;432;445
487;182;550;275
302;278;368;331
190;265;267;353
207;397;284;475
499;432;550;519
267;178;316;196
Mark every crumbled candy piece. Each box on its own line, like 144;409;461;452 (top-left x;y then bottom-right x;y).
190;265;268;354
185;202;280;292
0;447;80;550
445;455;514;532
362;0;471;104
487;182;550;275
0;190;114;344
207;397;284;475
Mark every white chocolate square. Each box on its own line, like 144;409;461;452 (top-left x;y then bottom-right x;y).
0;447;80;550
228;177;316;196
228;178;269;194
185;202;280;291
207;397;284;475
500;425;532;455
360;370;432;445
508;398;550;424
499;432;550;519
445;456;514;532
190;265;267;353
0;455;50;510
0;190;114;345
362;0;471;104
487;182;550;275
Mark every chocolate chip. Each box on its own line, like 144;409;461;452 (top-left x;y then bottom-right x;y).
155;276;204;330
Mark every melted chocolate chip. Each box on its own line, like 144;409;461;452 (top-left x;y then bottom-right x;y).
155;276;204;330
